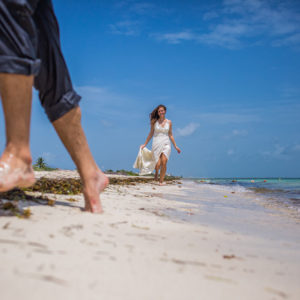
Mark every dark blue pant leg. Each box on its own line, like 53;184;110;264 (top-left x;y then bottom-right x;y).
0;0;40;75
33;0;81;122
0;0;81;122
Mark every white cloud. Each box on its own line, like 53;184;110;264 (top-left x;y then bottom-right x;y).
129;2;156;15
115;1;156;15
76;85;137;118
232;129;248;137
154;31;196;44
203;11;219;21
261;144;289;159
223;128;249;139
109;20;140;36
198;112;260;124
114;0;137;9
273;145;286;157
198;22;251;48
76;85;124;104
176;123;199;137
273;33;300;48
261;143;300;160
154;0;300;49
111;0;171;37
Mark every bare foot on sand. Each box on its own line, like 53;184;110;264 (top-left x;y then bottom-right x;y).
83;170;109;213
159;182;166;186
0;153;35;192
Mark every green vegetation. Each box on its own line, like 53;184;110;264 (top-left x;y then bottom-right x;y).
105;169;139;176
33;157;57;171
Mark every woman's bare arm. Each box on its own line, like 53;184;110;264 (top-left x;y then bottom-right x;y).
168;121;181;153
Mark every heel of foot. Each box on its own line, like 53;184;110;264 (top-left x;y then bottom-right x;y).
18;178;36;188
18;173;36;188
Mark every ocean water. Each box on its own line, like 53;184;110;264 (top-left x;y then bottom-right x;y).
193;178;300;212
161;177;300;239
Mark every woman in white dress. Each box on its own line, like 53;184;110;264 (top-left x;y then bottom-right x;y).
141;105;181;185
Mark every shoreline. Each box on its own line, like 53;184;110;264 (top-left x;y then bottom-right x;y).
0;170;300;299
187;177;300;219
165;180;300;240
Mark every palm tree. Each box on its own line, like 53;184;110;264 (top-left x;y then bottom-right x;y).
35;157;47;169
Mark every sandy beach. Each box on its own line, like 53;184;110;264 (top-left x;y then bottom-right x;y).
0;170;300;300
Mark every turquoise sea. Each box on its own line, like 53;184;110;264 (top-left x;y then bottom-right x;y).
193;178;300;212
160;177;300;238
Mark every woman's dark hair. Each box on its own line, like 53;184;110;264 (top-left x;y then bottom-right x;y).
150;104;167;124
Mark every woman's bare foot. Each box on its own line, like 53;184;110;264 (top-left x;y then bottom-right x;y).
82;170;109;213
159;181;166;186
0;152;35;192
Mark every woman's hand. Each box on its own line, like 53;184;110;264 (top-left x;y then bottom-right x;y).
140;144;146;149
175;146;181;154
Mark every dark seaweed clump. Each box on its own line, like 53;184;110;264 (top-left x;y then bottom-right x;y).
1;176;180;198
23;177;153;194
24;177;83;194
24;176;180;193
0;188;53;218
109;176;180;185
0;188;53;204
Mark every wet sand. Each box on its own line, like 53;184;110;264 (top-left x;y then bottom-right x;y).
0;171;299;300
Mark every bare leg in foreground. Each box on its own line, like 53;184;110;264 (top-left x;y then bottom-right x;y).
0;74;108;212
53;107;109;213
0;74;35;191
159;153;168;186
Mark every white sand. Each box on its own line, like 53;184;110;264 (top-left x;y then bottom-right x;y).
0;171;299;300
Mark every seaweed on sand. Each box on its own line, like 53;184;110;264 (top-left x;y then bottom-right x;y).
0;175;180;217
24;177;83;194
24;177;154;192
109;176;180;185
1;201;31;218
0;188;55;217
24;176;180;194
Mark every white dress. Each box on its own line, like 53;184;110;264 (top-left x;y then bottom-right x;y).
152;120;171;163
133;147;156;175
133;119;171;175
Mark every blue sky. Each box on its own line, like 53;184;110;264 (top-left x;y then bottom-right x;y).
1;0;300;177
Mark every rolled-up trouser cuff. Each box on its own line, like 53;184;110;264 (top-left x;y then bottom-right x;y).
46;90;81;122
0;55;41;76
